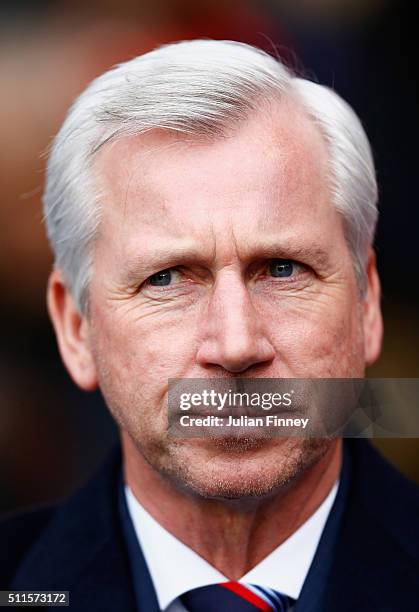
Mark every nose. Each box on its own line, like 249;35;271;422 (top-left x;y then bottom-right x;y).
196;271;275;374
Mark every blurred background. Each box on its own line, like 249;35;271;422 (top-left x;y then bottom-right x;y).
1;0;418;516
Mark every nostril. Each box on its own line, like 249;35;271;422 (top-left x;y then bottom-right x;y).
196;337;275;374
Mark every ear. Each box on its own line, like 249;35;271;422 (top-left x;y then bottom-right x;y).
47;268;98;391
363;248;383;367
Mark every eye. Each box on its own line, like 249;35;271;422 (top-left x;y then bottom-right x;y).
268;259;295;278
147;268;178;287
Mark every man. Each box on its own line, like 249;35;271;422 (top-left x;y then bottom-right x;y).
1;39;418;611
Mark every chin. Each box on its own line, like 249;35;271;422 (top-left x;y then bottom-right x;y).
159;437;332;501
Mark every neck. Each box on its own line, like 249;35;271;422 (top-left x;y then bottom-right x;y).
123;434;342;579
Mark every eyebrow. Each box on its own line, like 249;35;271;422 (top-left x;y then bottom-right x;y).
121;242;213;284
248;240;331;268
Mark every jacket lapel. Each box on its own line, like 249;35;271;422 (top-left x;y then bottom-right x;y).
321;440;419;611
323;502;419;611
11;447;158;612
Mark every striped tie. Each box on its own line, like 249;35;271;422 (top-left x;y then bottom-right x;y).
181;581;294;611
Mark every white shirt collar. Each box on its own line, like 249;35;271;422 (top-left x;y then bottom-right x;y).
125;480;338;610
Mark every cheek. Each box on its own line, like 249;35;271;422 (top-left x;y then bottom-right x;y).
263;293;365;376
89;311;171;438
90;303;198;397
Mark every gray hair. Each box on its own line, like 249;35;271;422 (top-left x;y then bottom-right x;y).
43;39;378;313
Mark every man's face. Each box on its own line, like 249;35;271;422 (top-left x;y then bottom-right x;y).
83;99;380;498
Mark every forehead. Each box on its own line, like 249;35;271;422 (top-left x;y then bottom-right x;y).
93;98;337;260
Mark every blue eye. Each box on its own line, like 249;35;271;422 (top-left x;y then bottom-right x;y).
268;259;294;278
148;269;172;286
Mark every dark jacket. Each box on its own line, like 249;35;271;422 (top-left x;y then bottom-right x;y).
1;440;418;611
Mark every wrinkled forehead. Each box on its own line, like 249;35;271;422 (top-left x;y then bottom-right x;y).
92;99;336;258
